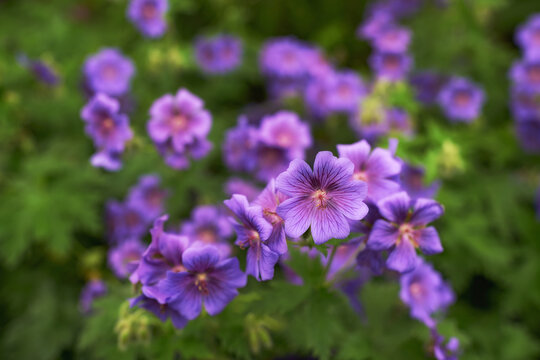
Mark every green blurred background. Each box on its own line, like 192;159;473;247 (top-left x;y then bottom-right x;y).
1;0;540;359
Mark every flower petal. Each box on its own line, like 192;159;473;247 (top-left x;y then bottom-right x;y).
203;283;238;316
182;246;221;273
259;243;280;281
367;220;398;250
365;148;401;178
313;151;355;189
330;180;368;220
409;198;444;226
277;197;315;239
311;207;350;244
337;140;371;172
416;227;443;255
386;240;417;273
275;158;315;197
213;257;247;288
377;191;411;223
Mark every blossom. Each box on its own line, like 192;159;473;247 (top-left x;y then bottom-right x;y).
253;179;289;255
433;330;460;360
515;117;540;153
304;47;333;78
409;71;448;105
180;205;232;256
224;194;278;281
398;162;440;199
367;191;444;273
337;140;402;202
259;37;310;78
17;54;59;86
130;294;187;329
304;75;334;117
437;76;485;122
106;200;148;243
327;71;367;113
276;151;369;244
223;117;258;172
156;245;247;319
195;34;243;74
79;279;107;314
510;58;540;92
356;10;394;41
127;0;168;38
156;137;212;170
83;48;135;96
399;259;454;327
515;14;540;59
372;24;411;53
131;215;191;286
510;84;540;120
127;174;168;222
258;111;312;159
253;143;294;182
108;238;146;279
369;51;413;81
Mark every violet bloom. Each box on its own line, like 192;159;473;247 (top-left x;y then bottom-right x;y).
438;77;485;122
223;117;258;172
337;140;402;202
108;238;146;279
410;71;448;105
17;54;60;86
369;51;413;81
254;143;294;182
367;191;444;273
195;34;243;74
253;179;289;255
224;178;261;202
385;108;414;137
276;151;368;244
357;10;394;40
106;200;148;243
304;47;333;79
515;117;540;153
127;0;168;38
259;37;309;78
157;246;247;319
433;331;460;360
131;294;187;329
372;24;411;53
510;84;540;120
148;88;212;152
224;194;278;281
304;76;334;117
79;279;107;314
180;205;233;256
131;215;191;286
157;137;213;170
510;58;540;92
127;174;168;222
259;111;312;159
83;48;135;96
327;71;367;114
90;151;123;171
399;162;440;199
515;14;540;59
400;259;454;327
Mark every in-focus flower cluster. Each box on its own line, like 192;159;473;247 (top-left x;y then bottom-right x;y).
510;13;540;153
195;34;243;74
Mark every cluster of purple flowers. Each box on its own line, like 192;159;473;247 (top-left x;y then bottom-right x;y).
127;0;168;38
223;111;312;181
510;13;540;153
195;34;243;74
147;88;213;169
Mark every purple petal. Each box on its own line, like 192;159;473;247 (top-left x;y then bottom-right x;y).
147;117;171;143
203;284;238;316
245;245;260;280
266;224;288;255
331;180;369;220
277;197;315;239
169;310;188;329
337;140;371;171
387;241;417;273
368;178;401;202
159;233;190;266
259;243;280;281
213;257;247;288
409;198;444;226
276;158;315;197
417;227;443;255
377;191;411;223
313;151;355;189
311;208;350;244
367;220;398;250
182;246;221;273
365;148;401;178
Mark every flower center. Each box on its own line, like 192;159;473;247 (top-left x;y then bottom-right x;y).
353;171;368;182
337;84;352;98
141;2;157;19
453;91;471;107
383;54;400;71
102;65;118;80
122;251;141;266
312;189;329;208
100;117;115;134
409;281;424;299
145;188;164;207
172;264;187;273
197;228;217;243
263;209;282;225
527;65;540;83
170;114;188;132
195;273;209;295
397;223;418;247
277;132;292;147
124;211;141;227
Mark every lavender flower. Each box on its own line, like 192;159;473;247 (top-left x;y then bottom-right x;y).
337;140;402;202
157;137;213;170
515;14;540;59
433;330;460;360
17;54;60;86
259;37;309;78
224;194;277;281
258;111;312;159
180;205;232;256
515;117;540;153
276;151;369;244
357;10;394;41
327;71;367;113
400;259;454;327
367;191;444;273
79;279;107;314
127;175;168;222
223;117;258;172
510;84;540;120
106;200;147;243
253;179;289;255
108;238;146;279
410;71;448;105
304;47;333;79
157;245;247;319
399;162;440;199
369;51;413;81
438;77;485;122
130;294;187;329
253;143;294;182
372;24;411;53
83;48;135;96
304;75;334;117
127;0;168;38
510;58;540;92
224;178;261;202
195;34;243;74
81;93;133;170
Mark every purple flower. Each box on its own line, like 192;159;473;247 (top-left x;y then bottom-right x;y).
156;245;247;319
304;47;333;79
267;77;306;99
385;108;414;137
106;200;148;243
224;178;261;202
259;111;312;159
157;137;213;170
90;151;123;171
148;88;212;152
372;24;411;53
83;48;135;96
337;140;402;202
195;34;243;74
108;238;146;279
276;151;369;244
510;58;540;92
510;84;540;120
17;54;60;86
131;215;191;286
356;10;394;41
127;174;168;222
369;51;413;81
224;194;278;281
398;162;440;199
437;77;485;122
79;279;107;314
433;331;460;360
515;14;540;59
304;75;334;117
515;117;540;153
410;71;448;105
259;37;310;78
253;179;289;255
356;248;386;276
127;0;168;38
327;71;367;113
400;259;454;327
180;205;233;256
253;143;294;182
130;294;187;329
367;191;444;273
223;116;258;172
